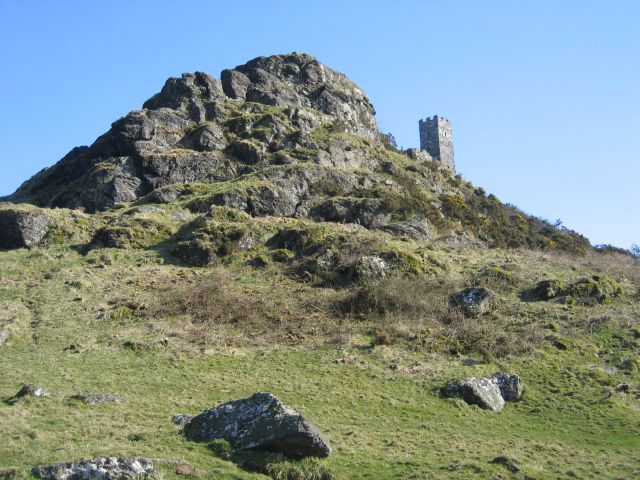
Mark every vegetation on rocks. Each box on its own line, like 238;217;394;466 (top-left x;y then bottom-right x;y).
1;52;639;479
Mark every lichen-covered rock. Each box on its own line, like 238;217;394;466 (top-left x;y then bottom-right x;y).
31;457;154;480
442;377;505;412
0;207;53;249
491;372;524;402
5;384;47;405
526;279;568;301
183;392;331;458
442;371;523;412
380;218;435;241
171;414;195;428
353;256;388;281
568;275;622;305
525;275;621;305
451;287;496;316
173;238;217;267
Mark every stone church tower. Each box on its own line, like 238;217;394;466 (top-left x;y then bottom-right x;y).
419;116;455;172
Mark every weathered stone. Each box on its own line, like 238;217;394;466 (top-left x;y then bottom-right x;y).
442;371;523;412
31;457;154;480
5;384;47;405
310;198;389;229
0;208;53;249
221;69;252;100
183;392;331;458
380;218;435;241
451;287;496;316
442;377;505;412
491;372;524;402
70;393;123;405
526;279;568;301
525;275;621;305
354;256;388;281
490;456;522;474
173;239;218;267
180;123;226;152
143;71;225;122
248;185;301;217
222;53;377;140
171;414;195;428
144;185;182;204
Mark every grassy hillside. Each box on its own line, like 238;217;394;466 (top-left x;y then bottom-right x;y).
1;234;639;479
1;53;639;479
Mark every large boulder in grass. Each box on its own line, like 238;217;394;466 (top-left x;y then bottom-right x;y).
183;392;331;458
442;377;505;412
442;372;524;412
0;207;53;249
31;457;154;480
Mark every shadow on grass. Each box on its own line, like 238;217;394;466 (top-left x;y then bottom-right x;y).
208;439;334;480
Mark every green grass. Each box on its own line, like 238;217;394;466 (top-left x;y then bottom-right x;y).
1;244;639;479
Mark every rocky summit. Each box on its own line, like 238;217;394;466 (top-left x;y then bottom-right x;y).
1;52;639;479
6;53;377;213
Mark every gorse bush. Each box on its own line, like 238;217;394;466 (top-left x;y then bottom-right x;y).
439;192;591;254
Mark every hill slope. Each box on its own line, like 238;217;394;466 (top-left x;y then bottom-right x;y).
1;53;639;479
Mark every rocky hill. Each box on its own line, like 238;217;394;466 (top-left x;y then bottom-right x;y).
1;53;639;479
3;53;589;260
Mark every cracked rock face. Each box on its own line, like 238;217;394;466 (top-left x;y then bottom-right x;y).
183;392;331;458
222;53;377;140
442;372;524;412
31;457;154;480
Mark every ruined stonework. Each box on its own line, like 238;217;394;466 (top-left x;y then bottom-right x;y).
419;116;455;172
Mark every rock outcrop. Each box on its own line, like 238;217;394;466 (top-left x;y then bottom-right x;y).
183;392;331;458
31;457;154;480
221;53;377;140
442;372;523;412
7;53;379;213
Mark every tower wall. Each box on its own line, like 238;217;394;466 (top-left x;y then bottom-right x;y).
419;116;455;172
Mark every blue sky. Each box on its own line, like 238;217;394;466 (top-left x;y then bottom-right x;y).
1;1;638;248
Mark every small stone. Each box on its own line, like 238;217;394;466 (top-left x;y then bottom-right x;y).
71;393;123;405
451;287;496;316
175;464;204;477
490;455;521;474
5;384;47;405
171;414;195;428
63;344;82;353
615;383;630;393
